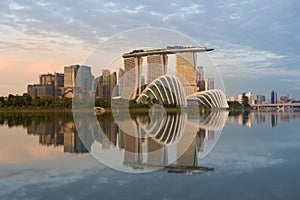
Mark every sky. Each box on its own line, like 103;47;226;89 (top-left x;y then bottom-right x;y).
0;0;299;98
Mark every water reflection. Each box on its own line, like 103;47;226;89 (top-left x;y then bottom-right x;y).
87;109;228;173
1;111;300;173
227;111;300;128
0;111;228;174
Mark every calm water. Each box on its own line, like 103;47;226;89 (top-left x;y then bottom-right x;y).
0;111;300;199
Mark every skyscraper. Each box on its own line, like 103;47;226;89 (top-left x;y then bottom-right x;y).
123;57;143;99
195;66;204;82
207;78;214;90
63;65;92;98
176;52;197;95
118;68;125;96
64;64;92;89
256;94;266;104
147;54;168;83
74;65;93;91
96;70;117;98
271;89;277;104
64;65;80;88
195;66;205;91
176;52;196;85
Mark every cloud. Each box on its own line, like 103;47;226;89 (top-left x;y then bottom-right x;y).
210;41;300;77
8;2;27;11
0;0;299;97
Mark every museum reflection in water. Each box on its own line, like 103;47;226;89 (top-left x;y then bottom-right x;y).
1;111;300;173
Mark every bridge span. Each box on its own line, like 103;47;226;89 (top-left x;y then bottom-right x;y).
251;102;300;111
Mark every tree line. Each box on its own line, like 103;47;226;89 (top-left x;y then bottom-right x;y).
0;94;72;109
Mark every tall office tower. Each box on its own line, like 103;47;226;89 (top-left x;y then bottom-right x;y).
64;65;80;88
75;65;93;90
195;66;205;91
176;52;197;95
118;68;125;96
102;69;110;98
63;65;92;98
206;78;214;90
97;70;117;98
256;94;265;104
110;72;117;97
53;73;64;98
195;66;204;82
64;65;92;90
147;54;168;83
245;91;255;105
271;89;277;104
123;57;143;99
54;73;64;88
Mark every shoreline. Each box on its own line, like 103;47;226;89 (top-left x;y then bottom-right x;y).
0;108;72;113
0;108;298;114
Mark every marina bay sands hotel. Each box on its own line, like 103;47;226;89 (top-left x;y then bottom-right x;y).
121;46;214;99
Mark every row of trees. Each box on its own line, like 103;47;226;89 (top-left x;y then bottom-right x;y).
1;93;251;110
0;94;72;109
0;94;149;109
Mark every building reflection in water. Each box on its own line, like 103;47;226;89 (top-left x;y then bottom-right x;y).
10;110;228;173
27;118;89;154
2;111;299;173
91;110;229;174
227;111;300;128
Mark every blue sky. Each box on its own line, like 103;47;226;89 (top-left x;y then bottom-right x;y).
0;0;299;98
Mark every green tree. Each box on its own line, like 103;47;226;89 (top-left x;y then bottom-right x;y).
242;95;250;109
21;93;32;107
0;96;4;107
7;94;16;107
40;96;56;107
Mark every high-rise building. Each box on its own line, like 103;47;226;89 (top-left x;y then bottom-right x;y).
195;66;205;92
256;94;266;104
123;57;143;99
96;69;117;98
206;78;214;90
176;52;196;84
245;91;255;105
39;73;64;98
195;66;204;82
63;65;92;98
27;72;64;99
118;68;125;96
176;52;197;95
75;65;93;90
271;89;277;104
64;65;80;88
147;54;168;83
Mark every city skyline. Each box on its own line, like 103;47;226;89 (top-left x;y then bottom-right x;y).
23;61;299;104
0;1;299;98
